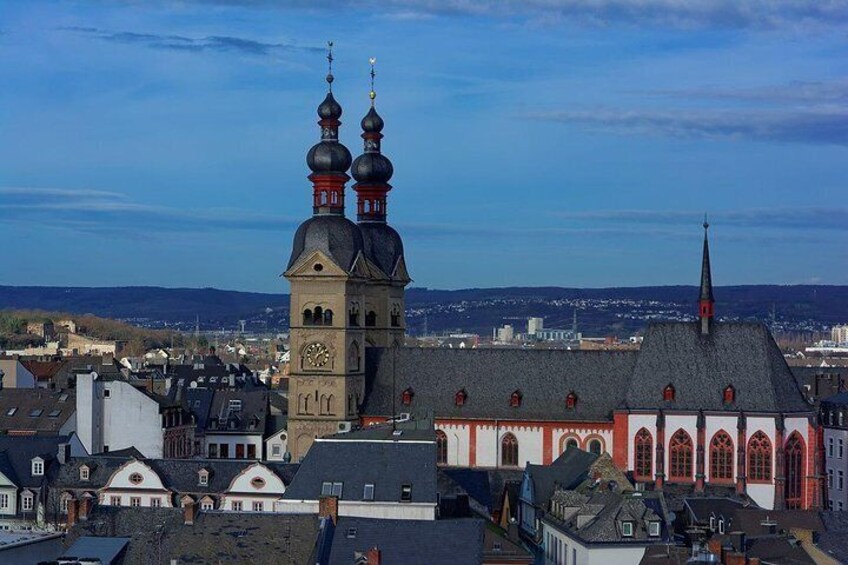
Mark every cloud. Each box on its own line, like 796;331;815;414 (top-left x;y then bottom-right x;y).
58;26;322;57
643;80;848;105
178;0;848;30
527;108;848;145
552;207;848;232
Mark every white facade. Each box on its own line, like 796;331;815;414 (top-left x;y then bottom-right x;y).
264;429;289;462
101;460;173;508
221;463;286;512
542;521;647;565
275;499;436;520
77;372;164;458
205;433;263;460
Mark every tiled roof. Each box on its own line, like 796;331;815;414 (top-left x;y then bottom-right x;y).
327;517;484;565
0;389;75;434
362;347;638;421
64;506;319;565
283;438;437;504
625;322;810;413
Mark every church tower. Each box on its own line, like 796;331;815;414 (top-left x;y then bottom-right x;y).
352;58;410;348
698;217;715;336
284;46;370;460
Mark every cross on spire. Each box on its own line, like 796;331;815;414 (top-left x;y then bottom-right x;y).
326;41;334;92
369;57;377;106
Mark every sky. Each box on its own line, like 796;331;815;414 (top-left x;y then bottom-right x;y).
0;0;846;293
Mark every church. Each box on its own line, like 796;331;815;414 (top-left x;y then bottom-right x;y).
283;57;821;511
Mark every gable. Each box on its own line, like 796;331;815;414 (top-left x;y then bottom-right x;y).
227;463;286;495
286;250;349;278
105;460;168;492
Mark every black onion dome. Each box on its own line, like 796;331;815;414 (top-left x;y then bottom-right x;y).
359;223;404;278
352;152;393;184
287;215;364;271
361;106;384;133
317;92;342;120
307;142;352;174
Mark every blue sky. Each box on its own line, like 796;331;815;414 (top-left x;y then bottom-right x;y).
1;1;846;293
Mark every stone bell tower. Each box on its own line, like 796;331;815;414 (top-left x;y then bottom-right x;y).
284;45;369;461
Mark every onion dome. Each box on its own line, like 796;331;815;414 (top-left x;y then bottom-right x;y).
306;43;352;216
361;106;384;133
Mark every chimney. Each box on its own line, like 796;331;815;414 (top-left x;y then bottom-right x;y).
57;443;70;465
66;498;79;527
183;499;197;525
79;495;92;521
366;547;381;565
318;496;339;524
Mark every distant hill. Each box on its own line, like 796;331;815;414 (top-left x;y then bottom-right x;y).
0;284;845;336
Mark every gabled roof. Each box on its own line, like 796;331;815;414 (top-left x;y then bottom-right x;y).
205;389;268;435
625;322;810;413
523;448;599;509
362;347;637;421
326;517;483;565
283;438;437;504
0;435;71;488
0;388;75;434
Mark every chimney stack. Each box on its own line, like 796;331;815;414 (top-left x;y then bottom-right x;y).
318;496;339;524
366;547;381;565
183;497;197;525
57;443;70;465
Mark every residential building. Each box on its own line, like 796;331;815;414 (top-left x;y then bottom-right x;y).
832;325;848;345
0;359;37;388
0;388;76;436
528;318;544;337
821;392;848;511
76;371;194;458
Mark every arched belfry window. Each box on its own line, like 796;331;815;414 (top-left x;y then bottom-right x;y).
501;433;518;467
669;429;694;481
634;428;653;480
436;430;448;465
302;309;313;326
747;431;772;482
785;432;805;509
390;304;401;328
710;431;734;481
323;309;333;325
313;306;323;325
349;303;360;326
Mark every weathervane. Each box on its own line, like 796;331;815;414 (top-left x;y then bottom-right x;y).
326;41;334;91
703;212;709;231
369;57;377;106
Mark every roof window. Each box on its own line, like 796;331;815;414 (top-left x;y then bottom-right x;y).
649;521;661;537
621;521;634;537
510;390;522;408
663;384;675;402
455;389;467;407
723;384;735;404
29;409;43;417
400;484;412;502
48;409;62;418
5;408;16;417
363;483;375;501
566;392;578;409
401;388;414;406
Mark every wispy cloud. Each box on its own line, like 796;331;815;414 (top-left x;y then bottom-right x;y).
528;108;848;146
58;26;322;57
182;0;848;30
642;79;848;105
552;207;848;232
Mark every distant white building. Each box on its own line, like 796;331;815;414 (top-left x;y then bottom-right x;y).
528;317;544;336
496;325;514;342
833;325;848;345
0;360;36;389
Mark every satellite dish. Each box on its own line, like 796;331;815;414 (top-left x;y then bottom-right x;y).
90;371;98;380
189;382;197;389
667;512;677;523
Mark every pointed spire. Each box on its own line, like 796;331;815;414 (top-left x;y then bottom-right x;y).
353;56;394;223
699;215;715;335
306;41;352;216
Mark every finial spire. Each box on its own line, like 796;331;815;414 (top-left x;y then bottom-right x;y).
326;41;335;92
698;217;715;335
369;57;377;107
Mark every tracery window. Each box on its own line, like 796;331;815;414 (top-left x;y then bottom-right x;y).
785;432;805;509
747;431;772;482
710;431;734;481
669;429;693;480
436;430;448;465
501;433;519;467
634;428;653;480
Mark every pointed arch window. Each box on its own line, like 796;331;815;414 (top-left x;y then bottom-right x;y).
565;392;578;409
723;385;735;404
710;431;734;481
510;390;522;408
669;429;694;481
365;311;377;327
634;428;653;480
455;389;467;407
349;341;361;372
747;431;772;482
402;387;414;406
348;303;360;327
390;304;401;328
785;432;805;509
501;433;518;467
436;430;448;465
663;384;676;401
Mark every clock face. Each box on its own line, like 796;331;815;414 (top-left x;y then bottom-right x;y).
304;342;330;368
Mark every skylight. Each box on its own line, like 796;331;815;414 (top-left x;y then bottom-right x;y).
6;408;17;416
29;409;43;417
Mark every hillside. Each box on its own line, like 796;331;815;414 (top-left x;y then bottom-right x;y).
1;284;845;337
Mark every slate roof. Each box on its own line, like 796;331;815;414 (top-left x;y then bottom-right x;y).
524;448;599;509
64;506;319;565
205;389;269;435
362;347;638;421
326;517;484;565
283;438;437;504
0;388;75;434
358;222;405;280
0;435;69;488
54;454;135;490
287;215;365;272
625;322;810;413
684;497;747;523
62;536;130;563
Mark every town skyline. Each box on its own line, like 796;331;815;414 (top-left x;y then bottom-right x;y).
1;1;846;293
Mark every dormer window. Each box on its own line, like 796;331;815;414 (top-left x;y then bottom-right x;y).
400;484;412;502
649;521;661;537
566;392;578;409
198;470;209;486
663;384;675;401
401;388;414;406
80;466;90;481
455;389;467;407
723;385;735;404
31;459;44;477
510;390;522;408
621;521;634;537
